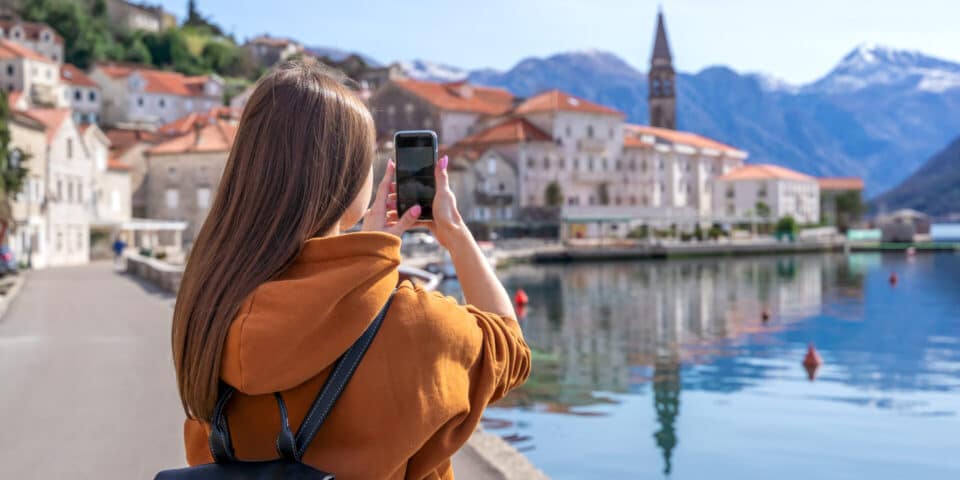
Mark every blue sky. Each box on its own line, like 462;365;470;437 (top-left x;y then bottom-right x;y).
157;0;960;84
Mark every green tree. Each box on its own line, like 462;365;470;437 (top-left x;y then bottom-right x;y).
124;35;153;64
0;91;29;241
544;181;563;208
755;201;771;220
20;0;121;68
775;215;798;237
201;41;245;76
834;190;863;232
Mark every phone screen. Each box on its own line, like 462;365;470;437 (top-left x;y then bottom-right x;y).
395;133;436;220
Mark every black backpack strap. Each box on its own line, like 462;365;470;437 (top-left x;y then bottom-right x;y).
294;290;396;459
208;289;396;463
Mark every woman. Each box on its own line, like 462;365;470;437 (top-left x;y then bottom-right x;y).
172;60;530;479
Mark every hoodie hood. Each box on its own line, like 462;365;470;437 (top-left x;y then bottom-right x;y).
220;231;401;394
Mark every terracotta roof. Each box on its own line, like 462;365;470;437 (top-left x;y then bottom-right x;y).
21;108;71;142
94;63;214;96
717;164;815;182
107;159;131;171
0;39;52;63
625;124;742;154
514;89;623;117
60;63;98;87
0;19;63;44
456;117;552;146
158;106;240;136
105;128;165;149
7;90;23;110
392;79;514;115
818;177;864;191
623;135;651;149
149;119;237;155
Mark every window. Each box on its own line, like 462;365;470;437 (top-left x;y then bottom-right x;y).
52;53;58;62
76;229;82;250
88;91;96;102
67;181;74;203
386;105;395;115
423;117;432;129
573;158;579;170
602;158;608;170
527;157;535;169
588;157;594;171
197;187;211;209
615;160;622;171
486;158;496;174
74;89;82;101
6;64;12;76
159;97;166;108
77;183;83;203
43;32;50;42
57;178;62;200
565;125;571;137
66;139;73;159
13;29;20;39
587;125;594;138
543;156;550;169
559;158;566;169
609;128;615;139
726;186;735;199
56;229;63;251
137;97;144;107
404;103;414;114
168;166;176;179
165;189;179;209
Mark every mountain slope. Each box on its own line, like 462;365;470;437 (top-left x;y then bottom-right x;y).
400;45;960;196
872;136;960;218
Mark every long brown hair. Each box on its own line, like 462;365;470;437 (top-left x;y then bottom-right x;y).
172;60;376;420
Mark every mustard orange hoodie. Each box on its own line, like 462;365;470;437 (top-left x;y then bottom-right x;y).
183;231;531;479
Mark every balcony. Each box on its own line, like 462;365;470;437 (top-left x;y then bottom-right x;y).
577;138;608;153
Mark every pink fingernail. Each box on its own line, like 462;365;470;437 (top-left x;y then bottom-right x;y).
410;205;422;217
439;155;448;170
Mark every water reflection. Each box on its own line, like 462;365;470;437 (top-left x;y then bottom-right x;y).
442;253;960;478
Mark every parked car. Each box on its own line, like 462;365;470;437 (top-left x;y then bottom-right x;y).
0;246;17;276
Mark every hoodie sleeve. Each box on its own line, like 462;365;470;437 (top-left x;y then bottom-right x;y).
399;283;532;479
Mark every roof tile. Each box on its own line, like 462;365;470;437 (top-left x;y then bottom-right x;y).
515;90;623;117
392;79;514;115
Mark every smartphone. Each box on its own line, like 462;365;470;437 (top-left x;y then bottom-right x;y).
394;130;438;222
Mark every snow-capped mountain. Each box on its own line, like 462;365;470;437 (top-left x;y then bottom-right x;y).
808;43;960;94
398;60;468;82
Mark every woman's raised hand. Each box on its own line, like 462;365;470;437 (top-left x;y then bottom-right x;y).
422;155;470;249
362;160;421;237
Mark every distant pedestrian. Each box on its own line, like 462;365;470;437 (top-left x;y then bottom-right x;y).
166;61;530;479
112;236;126;270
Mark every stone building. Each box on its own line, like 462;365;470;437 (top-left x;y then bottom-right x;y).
143;118;237;245
60;63;102;124
105;0;176;33
89;63;224;128
243;35;302;68
711;164;820;224
104;127;165;218
0;18;63;63
368;79;514;145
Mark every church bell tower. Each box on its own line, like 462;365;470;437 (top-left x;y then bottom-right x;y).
649;10;676;130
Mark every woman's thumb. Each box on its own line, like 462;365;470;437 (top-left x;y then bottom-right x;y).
393;205;421;233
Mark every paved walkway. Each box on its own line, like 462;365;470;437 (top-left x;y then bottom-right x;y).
0;263;518;479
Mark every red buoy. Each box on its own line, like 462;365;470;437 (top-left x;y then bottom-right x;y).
803;343;822;381
889;272;898;286
514;289;529;307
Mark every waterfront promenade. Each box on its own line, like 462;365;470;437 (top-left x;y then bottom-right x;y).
0;263;534;479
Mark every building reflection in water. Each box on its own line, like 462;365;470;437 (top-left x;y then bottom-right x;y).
455;254;867;475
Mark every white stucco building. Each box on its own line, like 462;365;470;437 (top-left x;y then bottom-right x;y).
711;164;820;224
8;109;96;267
0;19;64;63
0;39;65;107
89;63;224;128
60;63;102;125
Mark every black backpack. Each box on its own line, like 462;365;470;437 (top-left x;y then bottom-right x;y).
155;291;396;480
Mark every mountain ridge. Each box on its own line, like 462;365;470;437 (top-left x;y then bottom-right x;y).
400;45;960;197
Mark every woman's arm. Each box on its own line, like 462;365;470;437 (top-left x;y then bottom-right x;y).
425;155;516;320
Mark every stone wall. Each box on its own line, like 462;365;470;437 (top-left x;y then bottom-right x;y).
125;253;183;293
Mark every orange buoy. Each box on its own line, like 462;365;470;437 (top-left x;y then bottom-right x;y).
803;343;822;381
889;272;898;286
514;289;529;307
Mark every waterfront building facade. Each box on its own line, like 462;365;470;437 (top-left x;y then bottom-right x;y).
60;63;102;125
711;164;820;224
818;177;864;231
0;39;65;107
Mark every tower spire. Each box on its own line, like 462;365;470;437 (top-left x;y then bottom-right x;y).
648;9;676;130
